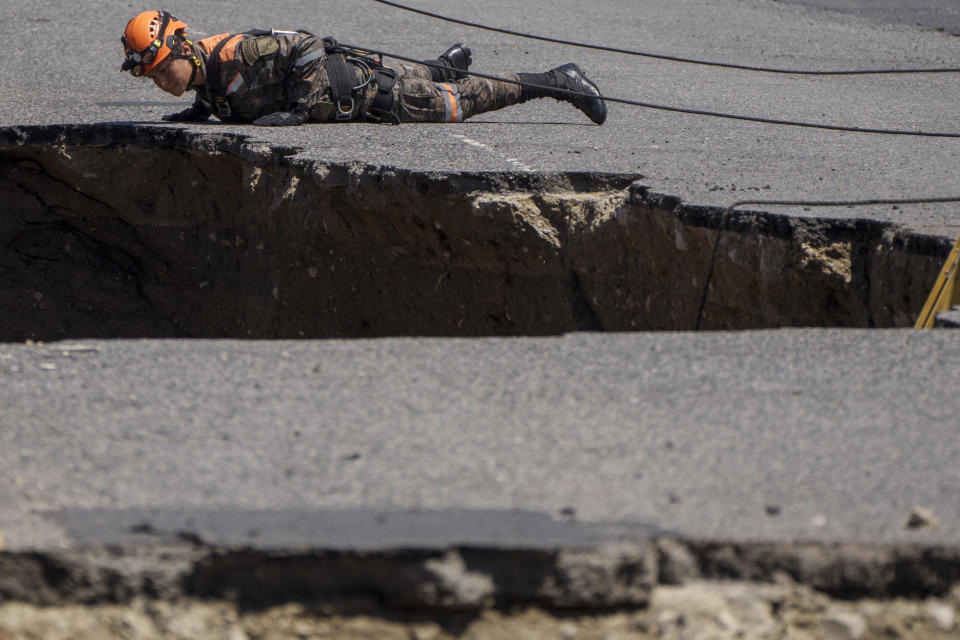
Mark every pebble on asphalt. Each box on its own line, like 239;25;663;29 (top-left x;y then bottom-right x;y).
904;506;941;530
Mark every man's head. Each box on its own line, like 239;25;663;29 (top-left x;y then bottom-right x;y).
121;10;202;95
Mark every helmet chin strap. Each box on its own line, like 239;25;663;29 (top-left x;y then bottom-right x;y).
186;55;201;88
170;35;203;88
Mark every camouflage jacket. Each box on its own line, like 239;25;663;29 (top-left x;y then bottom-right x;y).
191;30;374;123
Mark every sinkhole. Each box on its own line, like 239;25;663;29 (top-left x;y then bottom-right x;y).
0;125;949;341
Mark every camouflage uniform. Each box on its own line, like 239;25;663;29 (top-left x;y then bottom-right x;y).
192;31;522;124
383;61;522;123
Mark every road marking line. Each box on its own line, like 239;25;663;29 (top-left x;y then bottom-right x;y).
450;134;535;172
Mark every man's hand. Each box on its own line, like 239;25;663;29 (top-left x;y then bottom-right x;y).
161;105;210;122
252;111;308;126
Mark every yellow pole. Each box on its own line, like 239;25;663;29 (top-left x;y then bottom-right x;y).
915;234;960;328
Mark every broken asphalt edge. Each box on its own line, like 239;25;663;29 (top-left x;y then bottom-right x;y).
1;508;958;609
1;122;953;256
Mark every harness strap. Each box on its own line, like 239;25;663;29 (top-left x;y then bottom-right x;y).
183;41;202;89
203;32;398;124
324;52;358;120
365;68;399;124
204;35;237;119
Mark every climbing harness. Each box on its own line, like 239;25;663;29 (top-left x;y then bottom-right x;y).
321;38;399;123
202;34;244;119
366;68;399;123
321;37;362;120
198;31;397;122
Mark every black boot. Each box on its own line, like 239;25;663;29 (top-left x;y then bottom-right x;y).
518;63;607;125
426;43;472;82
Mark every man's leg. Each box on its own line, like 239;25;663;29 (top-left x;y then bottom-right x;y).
386;61;606;124
517;64;607;125
393;73;523;123
422;44;472;82
384;42;471;84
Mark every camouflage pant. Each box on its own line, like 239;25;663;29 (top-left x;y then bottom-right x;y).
372;61;524;123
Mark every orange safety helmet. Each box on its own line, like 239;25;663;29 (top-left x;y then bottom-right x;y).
121;10;189;76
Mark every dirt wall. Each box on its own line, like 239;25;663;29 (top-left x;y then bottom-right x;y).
0;126;950;340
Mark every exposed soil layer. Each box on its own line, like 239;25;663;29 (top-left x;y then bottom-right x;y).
0;125;949;341
1;540;959;639
4;538;960;606
2;583;959;640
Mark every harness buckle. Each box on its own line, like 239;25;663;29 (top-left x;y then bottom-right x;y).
335;98;355;120
322;36;340;54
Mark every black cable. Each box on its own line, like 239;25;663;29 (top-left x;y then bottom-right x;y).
694;196;960;329
369;0;960;76
341;42;960;138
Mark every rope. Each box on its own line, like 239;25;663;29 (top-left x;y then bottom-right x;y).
368;0;960;76
694;196;960;329
340;42;960;138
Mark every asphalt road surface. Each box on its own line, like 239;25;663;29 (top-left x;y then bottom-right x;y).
2;332;959;550
782;0;960;35
3;0;960;556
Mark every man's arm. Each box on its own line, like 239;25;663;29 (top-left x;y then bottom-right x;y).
248;32;328;126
